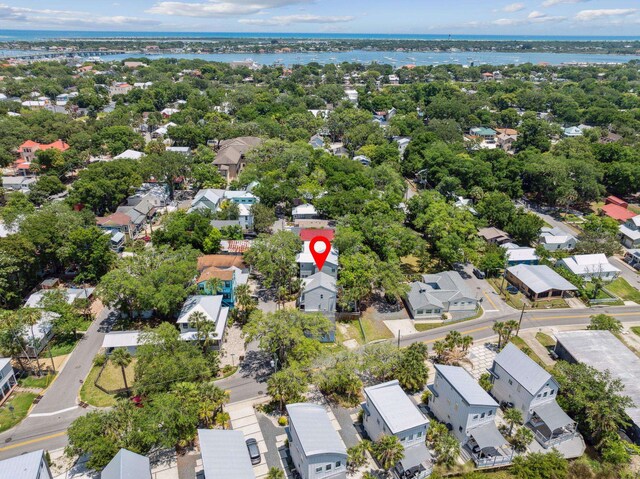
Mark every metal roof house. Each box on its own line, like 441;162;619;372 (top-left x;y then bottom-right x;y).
0;449;52;479
405;272;479;319
198;429;255;479
505;264;578;301
286;403;347;479
363;381;432;479
429;365;512;468
176;295;229;348
490;343;579;450
502;243;539;266
102;448;151;479
292;204;319;220
554;330;640;443
102;331;142;355
538;227;577;252
556;254;620;282
0;357;17;406
619;216;640;249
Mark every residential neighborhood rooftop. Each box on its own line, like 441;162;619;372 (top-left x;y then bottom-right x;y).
435;364;497;407
364;380;429;434
286;403;347;457
493;343;552;395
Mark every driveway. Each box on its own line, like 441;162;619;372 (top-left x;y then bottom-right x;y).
610;256;640;288
459;263;513;316
227;399;272;478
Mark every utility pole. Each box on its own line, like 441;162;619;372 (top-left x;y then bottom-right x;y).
516;303;526;337
397;331;401;349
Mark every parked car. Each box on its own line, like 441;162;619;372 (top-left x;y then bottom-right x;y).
472;268;486;279
506;285;519;294
246;438;261;465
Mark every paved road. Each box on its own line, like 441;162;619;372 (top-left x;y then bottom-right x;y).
6;303;640;461
0;306;114;460
459;263;514;316
610;256;640;287
525;206;581;237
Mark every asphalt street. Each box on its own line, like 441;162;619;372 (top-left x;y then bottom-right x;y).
4;303;640;461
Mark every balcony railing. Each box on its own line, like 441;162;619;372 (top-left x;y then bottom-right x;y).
534;429;576;448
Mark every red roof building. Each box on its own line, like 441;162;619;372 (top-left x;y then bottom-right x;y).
299;228;335;242
601;203;636;223
17;139;70;164
605;195;628;208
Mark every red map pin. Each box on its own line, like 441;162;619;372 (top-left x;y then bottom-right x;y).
309;236;331;272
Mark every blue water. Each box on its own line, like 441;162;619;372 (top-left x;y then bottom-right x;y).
70;50;640;67
2;30;640;42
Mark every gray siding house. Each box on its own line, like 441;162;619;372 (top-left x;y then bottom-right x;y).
363;380;432;479
539;227;577;251
490;343;577;449
430;365;512;468
405;272;478;319
297;241;339;278
0;357;17;405
299;272;337;314
286;403;347;479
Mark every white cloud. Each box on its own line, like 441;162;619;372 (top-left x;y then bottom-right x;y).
147;0;312;17
238;14;354;25
575;8;637;21
492;10;564;26
542;0;590;6
503;3;525;13
0;3;161;27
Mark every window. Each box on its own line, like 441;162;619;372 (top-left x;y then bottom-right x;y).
543;392;548;397
335;461;341;468
508;379;513;385
480;413;485;418
320;294;324;299
316;467;322;473
417;431;423;438
459;426;463;432
537;394;541;398
473;415;478;420
550;389;555;396
488;410;492;416
326;464;332;471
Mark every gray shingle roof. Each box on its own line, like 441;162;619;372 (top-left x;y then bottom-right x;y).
507;264;578;294
364;380;429;434
286;403;347;457
493;343;552;395
406;271;475;310
101;448;151;479
198;429;255;479
435;365;497;407
303;272;337;293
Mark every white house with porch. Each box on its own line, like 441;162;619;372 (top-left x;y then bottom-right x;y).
490;343;579;450
429;365;513;468
0;358;17;405
176;295;229;348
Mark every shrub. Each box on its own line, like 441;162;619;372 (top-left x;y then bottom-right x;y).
278;416;288;427
421;389;432;404
93;353;107;367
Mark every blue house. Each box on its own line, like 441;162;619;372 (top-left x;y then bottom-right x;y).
196;255;250;308
502;243;539;266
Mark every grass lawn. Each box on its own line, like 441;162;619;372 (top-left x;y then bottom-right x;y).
583;283;613;300
360;315;393;342
18;373;56;389
535;332;556;348
510;336;548;369
0;392;37;433
80;360;136;408
49;335;80;357
606;277;640;303
632;326;640;337
415;322;444;332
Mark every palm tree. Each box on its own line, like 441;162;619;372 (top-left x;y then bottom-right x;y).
493;321;505;349
19;308;44;376
266;468;285;479
188;311;216;352
434;432;460;467
461;335;473;351
215;410;230;429
432;341;446;361
206;278;224;296
347;440;371;473
504;407;523;436
110;347;132;392
504;320;519;343
198;381;229;427
234;284;255;323
511;426;534;453
372;435;404;471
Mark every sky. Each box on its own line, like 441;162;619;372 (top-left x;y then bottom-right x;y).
0;0;639;35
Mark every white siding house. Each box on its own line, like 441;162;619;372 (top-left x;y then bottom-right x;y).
405;272;478;319
363;381;432;478
490;343;578;449
286;403;347;479
299;272;337;314
0;449;52;479
0;358;17;405
292;204;319;220
429;365;512;468
176;296;229;348
556;254;620;282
